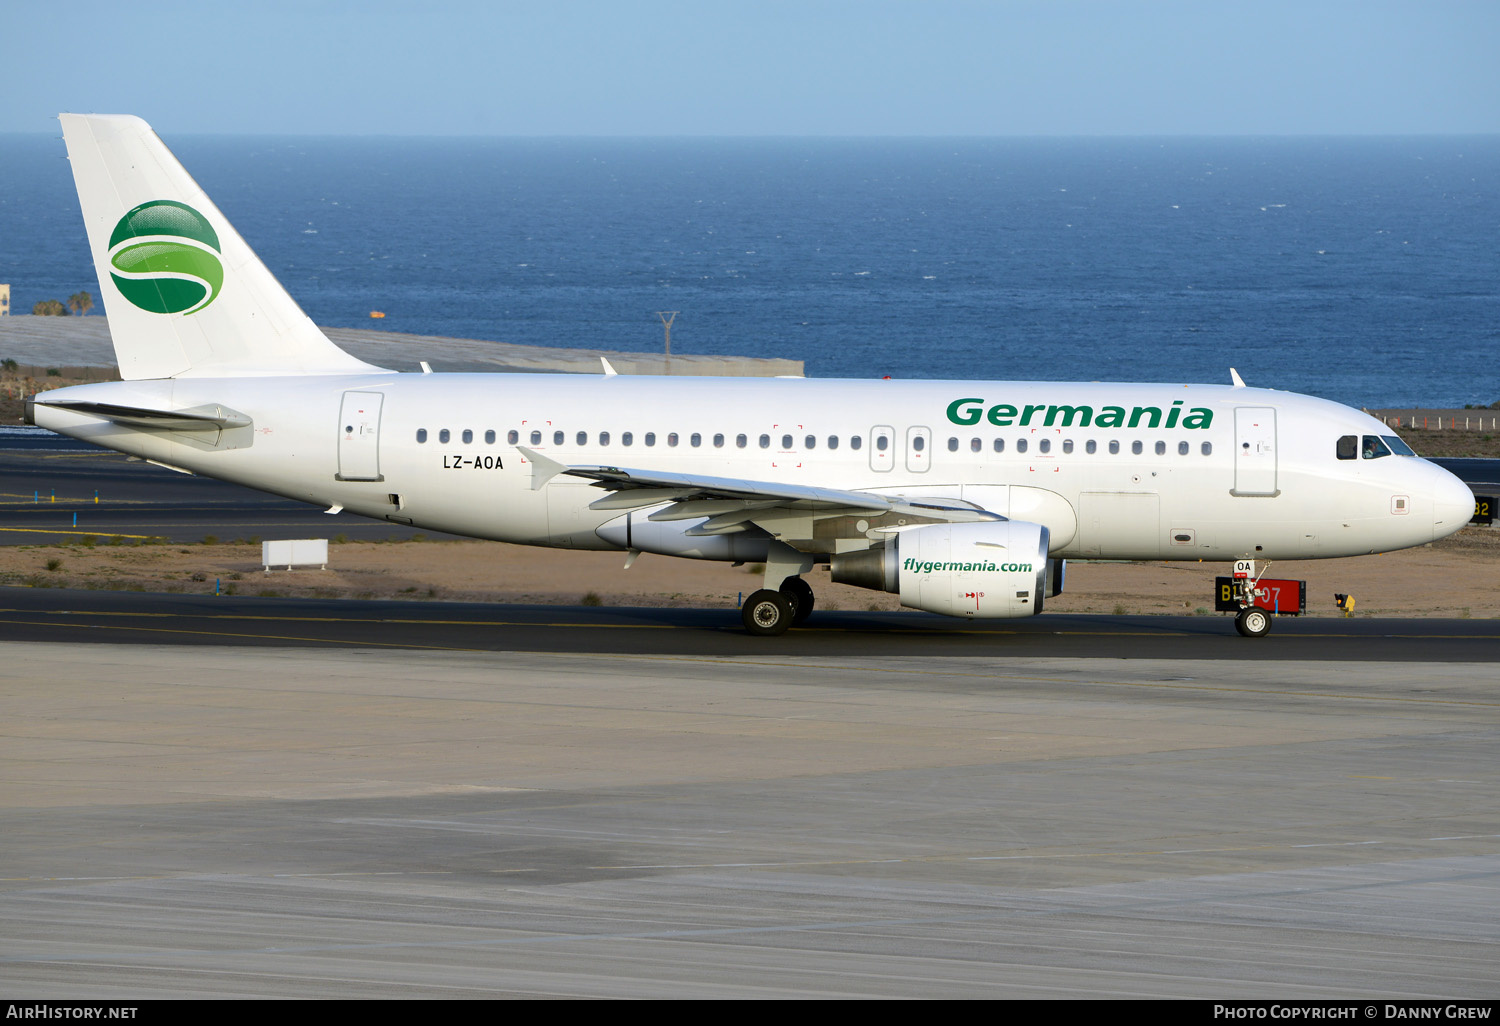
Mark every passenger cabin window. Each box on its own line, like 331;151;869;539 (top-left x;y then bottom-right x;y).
439;429;451;443
1178;441;1189;455
1063;439;1074;454
993;438;1005;453
850;436;862;450
553;430;563;446
485;430;496;444
508;430;519;445
644;432;656;446
530;430;541;445
1337;435;1358;460
622;432;634;446
737;434;747;448
577;431;587;445
667;432;678;447
1154;441;1166;455
1131;441;1143;455
1016;439;1028;454
416;428;428;443
759;434;771;449
805;435;816;449
1202;442;1213;455
1109;440;1120;455
971;437;982;453
599;431;611;446
827;435;839;450
875;434;889;451
1085;440;1096;454
462;429;473;444
1038;439;1051;454
781;434;793;449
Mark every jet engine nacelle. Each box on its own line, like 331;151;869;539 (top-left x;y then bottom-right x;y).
832;521;1054;618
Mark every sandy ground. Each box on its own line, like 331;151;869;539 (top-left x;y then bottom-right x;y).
2;525;1496;619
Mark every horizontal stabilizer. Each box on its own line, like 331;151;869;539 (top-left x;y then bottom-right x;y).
33;399;251;431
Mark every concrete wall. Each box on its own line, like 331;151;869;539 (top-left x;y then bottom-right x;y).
0;316;804;378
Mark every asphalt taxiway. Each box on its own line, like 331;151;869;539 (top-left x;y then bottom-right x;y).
1;587;1499;661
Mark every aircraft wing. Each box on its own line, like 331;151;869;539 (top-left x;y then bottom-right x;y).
516;446;1001;537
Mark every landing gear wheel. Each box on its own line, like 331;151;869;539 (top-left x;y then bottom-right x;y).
742;589;794;636
780;577;815;626
1235;608;1271;638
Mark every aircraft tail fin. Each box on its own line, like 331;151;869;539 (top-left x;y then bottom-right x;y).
59;114;388;380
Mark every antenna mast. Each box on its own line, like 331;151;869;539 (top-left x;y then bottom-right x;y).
657;310;678;374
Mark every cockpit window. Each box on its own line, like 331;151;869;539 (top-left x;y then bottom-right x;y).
1382;434;1415;457
1361;435;1392;460
1336;435;1357;460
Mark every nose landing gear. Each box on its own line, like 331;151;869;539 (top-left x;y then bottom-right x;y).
1215;560;1306;638
1234;606;1271;637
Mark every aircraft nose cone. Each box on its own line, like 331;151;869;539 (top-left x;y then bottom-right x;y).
1431;466;1475;541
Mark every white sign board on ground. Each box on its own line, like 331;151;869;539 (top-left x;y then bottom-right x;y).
262;538;328;571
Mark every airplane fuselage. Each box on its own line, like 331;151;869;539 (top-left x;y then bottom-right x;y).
31;373;1473;563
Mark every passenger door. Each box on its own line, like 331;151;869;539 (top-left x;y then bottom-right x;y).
1232;407;1277;496
336;390;384;481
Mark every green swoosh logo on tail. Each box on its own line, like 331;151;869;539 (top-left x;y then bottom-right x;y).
107;201;224;315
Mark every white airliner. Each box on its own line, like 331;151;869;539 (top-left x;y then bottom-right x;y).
27;114;1474;636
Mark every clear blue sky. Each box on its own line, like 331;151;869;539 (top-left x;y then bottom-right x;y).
4;0;1498;135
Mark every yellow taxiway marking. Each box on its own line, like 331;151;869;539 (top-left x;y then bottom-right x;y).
0;606;681;630
4;602;1498;641
2;604;1498;641
598;833;1500;871
0;527;160;539
9;833;1498;882
0;616;496;653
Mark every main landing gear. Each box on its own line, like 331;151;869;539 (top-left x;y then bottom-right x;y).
742;541;819;636
740;577;816;636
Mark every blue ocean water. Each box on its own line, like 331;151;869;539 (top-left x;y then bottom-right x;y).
2;133;1496;407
